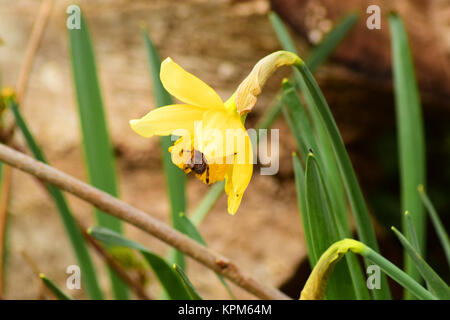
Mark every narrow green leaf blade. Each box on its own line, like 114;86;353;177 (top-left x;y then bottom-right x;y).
418;185;450;266
190;181;224;226
364;247;436;300
141;28;187;269
304;153;356;299
292;154;314;267
173;264;203;300
391;226;450;299
404;211;420;252
273;23;353;240
270;12;359;237
39;274;72;300
294;61;391;299
281;80;315;158
389;13;426;292
68;11;122;232
68;10;127;299
89;227;192;300
177;212;235;299
284;82;370;299
8;98;103;299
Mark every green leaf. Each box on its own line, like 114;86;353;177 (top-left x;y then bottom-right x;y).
282;79;347;230
270;13;358;240
363;247;436;300
173;264;202;300
293;60;391;300
292;154;315;268
281;81;315;158
89;227;192;300
389;13;426;293
190;182;224;226
418;185;450;266
68;10;127;299
286;88;370;300
272;10;389;298
305;153;357;299
404;211;420;252
141;27;187;269
7;97;103;299
39;274;72;300
391;226;450;299
177;212;235;298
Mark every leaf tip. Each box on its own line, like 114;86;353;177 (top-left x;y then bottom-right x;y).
139;21;147;30
417;184;424;193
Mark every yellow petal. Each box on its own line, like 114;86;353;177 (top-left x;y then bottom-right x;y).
160;58;224;109
225;132;253;215
198;110;246;161
129;104;205;138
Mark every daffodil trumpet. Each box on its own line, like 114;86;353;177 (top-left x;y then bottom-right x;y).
130;51;301;214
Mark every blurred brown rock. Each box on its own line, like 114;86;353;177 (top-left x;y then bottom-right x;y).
271;0;450;102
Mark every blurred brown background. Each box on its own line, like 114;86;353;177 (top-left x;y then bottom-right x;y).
0;0;449;299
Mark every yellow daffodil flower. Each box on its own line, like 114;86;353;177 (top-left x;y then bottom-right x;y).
130;51;301;215
130;58;253;214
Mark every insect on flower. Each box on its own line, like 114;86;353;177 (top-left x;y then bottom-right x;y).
130;51;301;214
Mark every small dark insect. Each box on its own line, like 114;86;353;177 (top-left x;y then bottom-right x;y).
186;150;208;174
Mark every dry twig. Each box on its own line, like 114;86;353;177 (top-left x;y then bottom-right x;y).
0;143;290;300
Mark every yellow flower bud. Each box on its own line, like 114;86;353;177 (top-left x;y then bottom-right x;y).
235;51;302;115
300;239;367;300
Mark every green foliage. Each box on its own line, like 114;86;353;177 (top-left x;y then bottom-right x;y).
305;154;369;299
177;213;234;298
173;264;203;300
418;186;450;266
89;227;192;300
389;13;426;294
39;274;72;300
285;84;369;299
141;27;187;269
293;61;391;299
392;225;450;299
68;10;127;299
7;97;102;299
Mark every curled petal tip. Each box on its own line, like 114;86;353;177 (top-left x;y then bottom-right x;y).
235;51;302;115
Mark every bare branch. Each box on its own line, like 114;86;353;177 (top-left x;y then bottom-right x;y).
0;143;290;300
